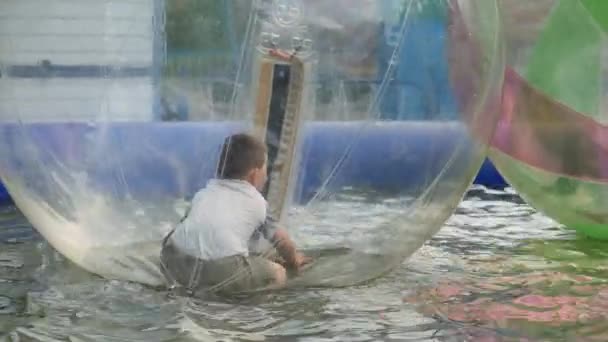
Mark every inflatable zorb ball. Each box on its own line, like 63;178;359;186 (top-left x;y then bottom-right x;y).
491;0;608;240
0;0;503;289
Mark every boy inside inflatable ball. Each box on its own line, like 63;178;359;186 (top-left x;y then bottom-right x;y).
160;133;312;296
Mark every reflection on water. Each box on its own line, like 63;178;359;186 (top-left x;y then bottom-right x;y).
2;186;607;341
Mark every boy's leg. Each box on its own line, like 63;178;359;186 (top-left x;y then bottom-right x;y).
247;257;287;289
160;237;247;294
249;247;288;269
193;256;286;294
268;261;287;287
160;237;204;294
161;242;287;294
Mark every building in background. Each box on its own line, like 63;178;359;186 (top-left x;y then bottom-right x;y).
0;0;162;122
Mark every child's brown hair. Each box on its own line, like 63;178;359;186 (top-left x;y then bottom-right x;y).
217;133;267;179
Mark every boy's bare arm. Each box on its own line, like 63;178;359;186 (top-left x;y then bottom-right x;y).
271;228;310;269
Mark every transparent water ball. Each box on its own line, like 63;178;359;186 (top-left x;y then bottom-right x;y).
0;0;503;289
491;0;608;240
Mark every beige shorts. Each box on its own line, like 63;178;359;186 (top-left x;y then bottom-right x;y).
160;238;277;296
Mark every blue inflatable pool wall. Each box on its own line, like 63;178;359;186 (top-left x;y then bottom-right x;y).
0;122;506;206
0;163;506;205
0;186;9;204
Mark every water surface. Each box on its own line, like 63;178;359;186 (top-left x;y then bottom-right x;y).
2;186;606;341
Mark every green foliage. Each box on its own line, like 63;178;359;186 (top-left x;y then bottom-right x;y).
581;0;608;32
525;0;603;117
166;0;229;52
164;0;253;76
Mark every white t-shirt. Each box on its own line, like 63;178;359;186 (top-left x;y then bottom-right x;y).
170;179;277;260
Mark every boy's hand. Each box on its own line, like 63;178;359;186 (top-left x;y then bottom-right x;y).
271;228;312;271
294;253;313;268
